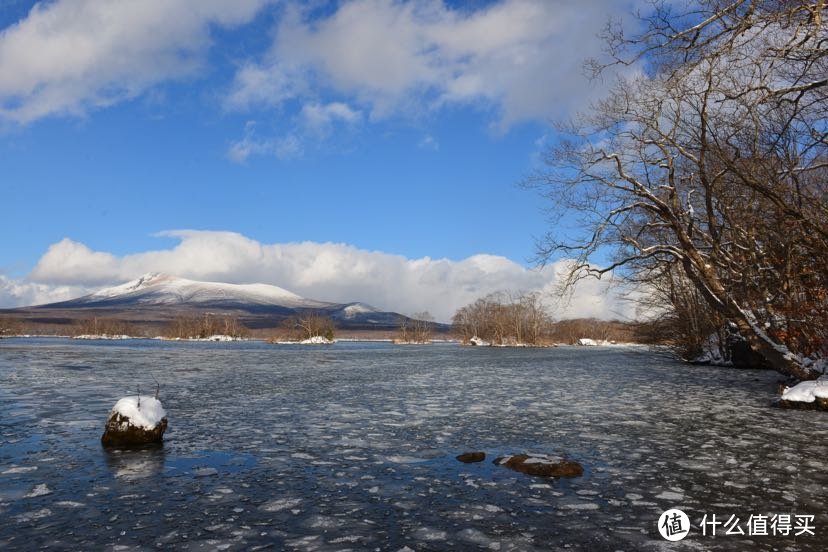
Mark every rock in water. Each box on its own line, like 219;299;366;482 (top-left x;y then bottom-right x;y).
101;396;168;447
777;378;828;411
456;451;486;463
494;454;583;478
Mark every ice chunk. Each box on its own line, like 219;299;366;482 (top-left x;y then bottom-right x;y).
24;484;52;498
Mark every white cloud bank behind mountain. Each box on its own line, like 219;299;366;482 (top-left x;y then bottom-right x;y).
1;231;636;322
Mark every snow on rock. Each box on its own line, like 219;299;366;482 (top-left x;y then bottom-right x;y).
577;338;598;346
111;396;166;429
469;336;490;346
780;377;828;403
300;336;334;345
494;453;583;478
101;396;168;447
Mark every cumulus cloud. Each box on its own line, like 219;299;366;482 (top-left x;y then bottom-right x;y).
0;0;270;123
228;0;632;130
20;230;636;321
0;274;88;308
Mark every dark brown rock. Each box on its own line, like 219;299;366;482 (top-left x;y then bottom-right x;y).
101;412;168;447
456;451;486;463
494;454;583;478
776;397;828;411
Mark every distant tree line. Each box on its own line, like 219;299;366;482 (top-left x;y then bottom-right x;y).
280;311;336;341
0;316;21;337
72;317;137;337
396;311;435;344
451;291;652;346
452;291;550;345
165;314;249;339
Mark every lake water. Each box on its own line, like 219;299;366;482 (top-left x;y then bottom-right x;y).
1;339;826;550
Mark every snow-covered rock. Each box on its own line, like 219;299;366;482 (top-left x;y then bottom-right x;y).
577;338;598;346
779;377;828;410
101;396;168;447
469;336;490;346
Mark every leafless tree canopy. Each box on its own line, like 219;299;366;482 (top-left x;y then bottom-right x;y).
397;311;435;344
165;314;249;339
453;291;551;345
533;1;827;378
282;311;336;341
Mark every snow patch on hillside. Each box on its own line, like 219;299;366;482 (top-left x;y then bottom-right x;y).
87;273;317;307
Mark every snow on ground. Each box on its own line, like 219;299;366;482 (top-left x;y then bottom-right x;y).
73;335;132;340
110;396;166;429
299;336;334;345
160;335;246;342
577;338;598;346
781;376;828;403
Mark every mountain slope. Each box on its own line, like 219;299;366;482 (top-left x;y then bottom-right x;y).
56;273;330;309
9;273;409;331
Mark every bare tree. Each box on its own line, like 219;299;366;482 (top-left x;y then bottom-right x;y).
453;292;553;345
411;311;435;343
533;1;828;379
283;311;336;341
0;316;21;337
165;313;249;339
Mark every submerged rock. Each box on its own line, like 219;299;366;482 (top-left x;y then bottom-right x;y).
456;451;486;463
494;454;583;478
101;396;168;447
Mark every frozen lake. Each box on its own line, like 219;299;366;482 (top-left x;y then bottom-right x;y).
1;339;826;550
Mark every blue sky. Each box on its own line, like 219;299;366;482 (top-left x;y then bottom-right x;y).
0;0;636;319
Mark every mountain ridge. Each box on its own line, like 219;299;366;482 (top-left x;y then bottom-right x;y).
2;273;415;333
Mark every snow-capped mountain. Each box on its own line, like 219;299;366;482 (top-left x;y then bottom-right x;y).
79;273;328;309
24;273;403;330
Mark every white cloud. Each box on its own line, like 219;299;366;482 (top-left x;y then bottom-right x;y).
19;230;635;321
227;101;361;162
229;0;633;129
418;134;439;151
0;0;271;123
227;121;303;163
301;102;362;132
0;274;88;308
